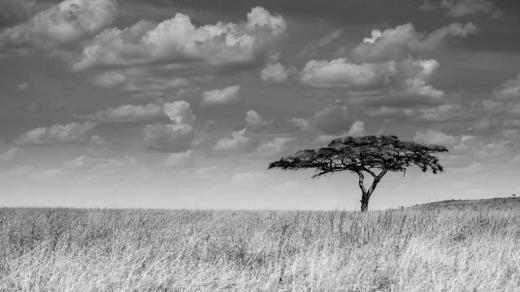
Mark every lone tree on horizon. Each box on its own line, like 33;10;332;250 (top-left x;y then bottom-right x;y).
268;135;448;212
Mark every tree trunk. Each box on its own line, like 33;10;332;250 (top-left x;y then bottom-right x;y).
360;193;369;212
356;170;387;212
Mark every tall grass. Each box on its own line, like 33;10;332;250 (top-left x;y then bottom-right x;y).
0;206;519;291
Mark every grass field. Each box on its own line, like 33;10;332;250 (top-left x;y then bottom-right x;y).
1;200;520;291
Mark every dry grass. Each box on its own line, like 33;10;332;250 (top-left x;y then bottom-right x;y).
0;205;519;291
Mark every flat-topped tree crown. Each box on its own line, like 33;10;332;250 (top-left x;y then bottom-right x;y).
268;135;448;212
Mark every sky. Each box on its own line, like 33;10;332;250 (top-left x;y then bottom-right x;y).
1;0;520;210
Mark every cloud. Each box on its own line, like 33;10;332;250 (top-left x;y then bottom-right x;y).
92;71;127;87
14;122;96;146
352;22;478;61
143;123;194;152
0;0;117;50
17;82;28;90
201;85;240;106
347;121;365;136
163;100;195;124
214;128;251;151
494;74;520;100
260;62;289;83
300;57;443;99
79;100;195;126
422;0;503;18
313;103;352;135
165;150;193;167
81;103;163;124
300;58;397;88
245;110;274;129
72;7;286;71
246;110;263;128
414;129;458;145
314;121;366;144
257;136;295;155
0;147;20;162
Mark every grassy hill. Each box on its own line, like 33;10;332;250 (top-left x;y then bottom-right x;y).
0;201;519;291
413;196;520;210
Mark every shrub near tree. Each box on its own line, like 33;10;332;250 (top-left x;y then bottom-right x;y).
269;135;448;212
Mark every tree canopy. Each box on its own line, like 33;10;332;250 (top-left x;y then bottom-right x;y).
268;135;448;211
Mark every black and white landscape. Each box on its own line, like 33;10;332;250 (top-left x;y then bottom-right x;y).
0;0;519;290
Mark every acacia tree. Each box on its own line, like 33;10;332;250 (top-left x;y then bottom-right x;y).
268;135;448;212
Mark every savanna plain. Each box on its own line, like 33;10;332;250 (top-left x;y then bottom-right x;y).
1;198;519;292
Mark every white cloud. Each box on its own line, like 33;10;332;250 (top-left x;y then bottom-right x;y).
0;147;20;162
400;59;444;99
300;58;397;88
246;110;264;127
215;128;251;151
0;0;117;50
414;129;458;146
72;7;286;71
143;124;194;152
352;22;478;61
440;0;502;18
163;100;195;124
314;121;366;144
301;57;444;100
165;150;193;167
347;121;365;136
257;136;295;155
14;122;96;146
82;103;163;123
260;62;289;83
201;85;240;106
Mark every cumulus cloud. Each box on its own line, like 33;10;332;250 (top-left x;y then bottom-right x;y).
72;7;286;71
257;136;295;155
260;62;289;83
214;128;251;151
399;58;444;99
246;110;264;127
352;22;478;61
314;121;366;144
414;129;458;145
81;103;163;124
14;122;96;146
165;150;193;167
201;85;240;106
0;147;20;162
301;57;443;99
421;0;502;18
300;58;397;88
163;100;195;124
0;0;117;50
79;100;195;125
347;121;366;136
143;123;194;152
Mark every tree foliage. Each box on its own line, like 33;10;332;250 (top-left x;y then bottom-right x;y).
268;135;448;211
